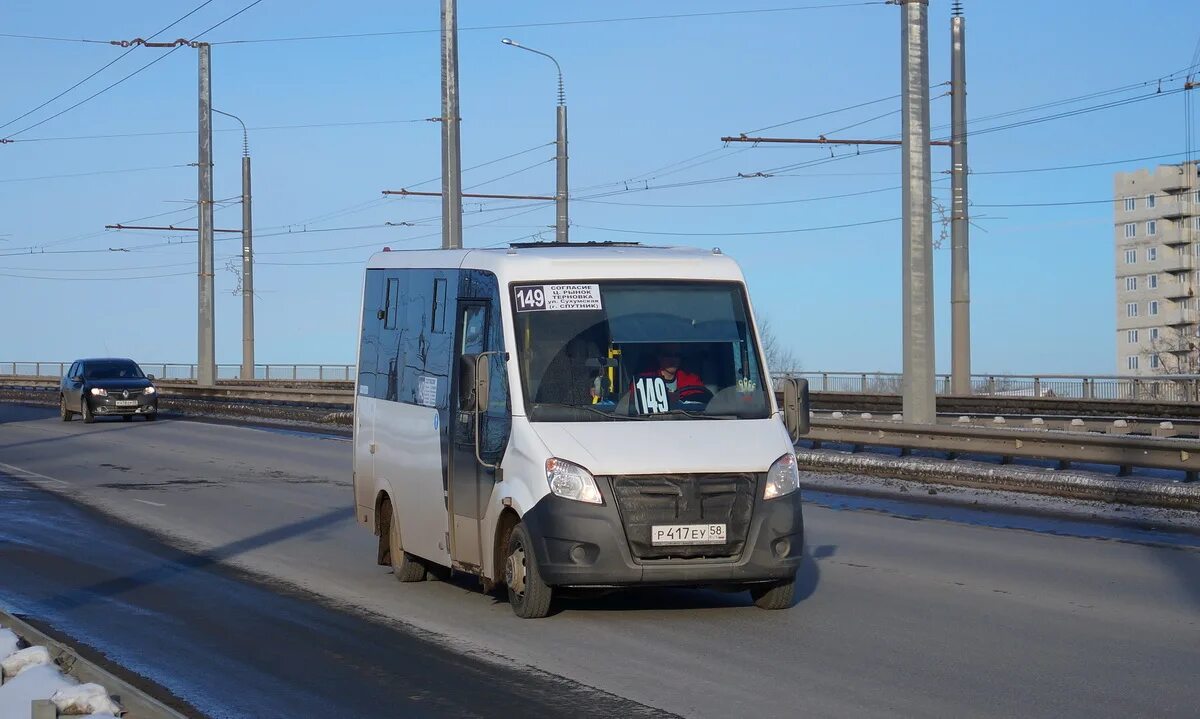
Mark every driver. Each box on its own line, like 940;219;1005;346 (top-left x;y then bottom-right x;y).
632;343;711;410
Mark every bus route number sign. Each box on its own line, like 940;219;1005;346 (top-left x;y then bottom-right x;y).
514;284;602;312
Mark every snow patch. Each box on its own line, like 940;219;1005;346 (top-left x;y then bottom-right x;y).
51;683;122;716
0;646;50;678
0;664;73;719
0;630;17;661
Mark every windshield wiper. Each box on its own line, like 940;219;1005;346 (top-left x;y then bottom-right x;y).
532;403;649;421
662;408;734;420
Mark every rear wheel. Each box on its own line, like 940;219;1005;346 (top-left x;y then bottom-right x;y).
750;575;797;610
144;412;157;422
505;523;553;619
81;398;95;424
385;501;427;583
122;415;132;422
59;395;72;421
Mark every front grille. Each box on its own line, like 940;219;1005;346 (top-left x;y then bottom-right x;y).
609;473;757;561
107;388;143;398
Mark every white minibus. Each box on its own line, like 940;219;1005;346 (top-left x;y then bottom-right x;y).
353;242;810;618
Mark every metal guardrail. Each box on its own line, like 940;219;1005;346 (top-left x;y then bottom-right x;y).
0;377;353;405
784;371;1200;403
804;417;1199;483
0;362;355;382
814;409;1200;440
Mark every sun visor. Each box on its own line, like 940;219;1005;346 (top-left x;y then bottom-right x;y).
604;286;743;343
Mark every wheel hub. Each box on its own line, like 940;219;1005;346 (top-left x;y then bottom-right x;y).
506;545;527;597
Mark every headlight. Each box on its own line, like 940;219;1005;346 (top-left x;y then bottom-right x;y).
545;458;602;504
764;453;801;500
143;386;156;395
90;388;107;397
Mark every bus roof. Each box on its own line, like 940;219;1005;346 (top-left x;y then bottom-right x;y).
364;243;746;283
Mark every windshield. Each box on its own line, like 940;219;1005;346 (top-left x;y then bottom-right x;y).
512;281;771;421
83;360;145;380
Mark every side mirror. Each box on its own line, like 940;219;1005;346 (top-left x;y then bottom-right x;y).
474;354;490;413
376;309;386;320
147;374;156;381
780;377;810;442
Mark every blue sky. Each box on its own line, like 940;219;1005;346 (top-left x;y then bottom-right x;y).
2;1;1198;374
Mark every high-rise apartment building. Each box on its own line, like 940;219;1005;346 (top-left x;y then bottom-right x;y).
1114;162;1200;375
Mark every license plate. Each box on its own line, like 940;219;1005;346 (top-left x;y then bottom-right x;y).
651;523;727;546
114;400;138;407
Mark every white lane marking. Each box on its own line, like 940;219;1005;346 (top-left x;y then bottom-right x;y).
0;461;69;487
132;498;166;507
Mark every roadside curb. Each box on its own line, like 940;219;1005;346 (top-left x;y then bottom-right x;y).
0;609;189;719
794;448;1200;512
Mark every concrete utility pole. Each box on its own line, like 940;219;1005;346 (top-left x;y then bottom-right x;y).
501;38;569;242
215;108;254;381
899;0;936;423
441;0;464;250
949;2;972;395
197;42;216;387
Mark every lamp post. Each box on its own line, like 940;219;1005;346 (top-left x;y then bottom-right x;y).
502;38;568;243
212;108;254;381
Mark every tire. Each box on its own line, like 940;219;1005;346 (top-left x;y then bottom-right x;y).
750;575;797;610
505;523;553;619
59;395;72;422
386;502;427;583
144;412;157;422
122;414;133;422
81;398;96;424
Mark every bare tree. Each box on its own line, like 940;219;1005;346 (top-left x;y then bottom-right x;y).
1142;327;1199;375
758;317;802;376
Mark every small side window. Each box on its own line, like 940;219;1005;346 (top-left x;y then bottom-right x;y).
384;278;400;330
432;278;448;333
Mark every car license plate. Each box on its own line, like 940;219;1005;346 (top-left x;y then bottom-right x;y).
651;523;726;546
114;400;138;407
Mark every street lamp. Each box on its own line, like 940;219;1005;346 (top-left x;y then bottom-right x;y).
212;108;254;381
502;38;568;243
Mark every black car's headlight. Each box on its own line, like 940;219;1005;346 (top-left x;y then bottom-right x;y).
90;388;108;397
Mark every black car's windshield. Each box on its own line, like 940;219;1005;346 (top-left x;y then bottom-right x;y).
512;281;771;421
83;361;145;380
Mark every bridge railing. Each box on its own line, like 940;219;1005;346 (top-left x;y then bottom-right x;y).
780;371;1200;403
0;362;355;382
5;363;1198;402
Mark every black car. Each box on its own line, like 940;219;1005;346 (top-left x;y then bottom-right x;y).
60;358;159;423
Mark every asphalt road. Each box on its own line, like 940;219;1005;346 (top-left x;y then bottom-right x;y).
1;404;1198;718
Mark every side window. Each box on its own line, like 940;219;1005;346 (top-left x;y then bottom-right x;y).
68;362;79;378
460;305;487;355
458;305;488;412
432;278;448;333
457;271;511;462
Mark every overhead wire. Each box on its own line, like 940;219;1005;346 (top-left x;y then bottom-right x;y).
2;0;267;141
207;3;885;45
9;118;437;144
0;0;216;133
575;216;899;237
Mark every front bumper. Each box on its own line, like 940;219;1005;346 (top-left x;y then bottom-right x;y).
87;394;158;416
520;476;804;588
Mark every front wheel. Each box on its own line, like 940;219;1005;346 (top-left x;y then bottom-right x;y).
144;412;157;422
505;523;553;619
81;398;95;424
59;395;72;421
750;575;797;610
